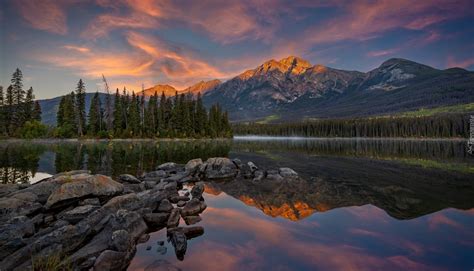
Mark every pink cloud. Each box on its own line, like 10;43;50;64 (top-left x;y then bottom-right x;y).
367;48;400;57
63;45;91;53
16;0;68;34
447;56;474;69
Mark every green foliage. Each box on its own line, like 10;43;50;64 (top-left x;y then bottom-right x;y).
75;79;86;136
18;121;48;139
396;103;474;117
233;114;469;138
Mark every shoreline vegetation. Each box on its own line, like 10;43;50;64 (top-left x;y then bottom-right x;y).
0;69;233;140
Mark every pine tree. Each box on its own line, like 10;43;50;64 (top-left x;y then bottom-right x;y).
32;101;42;122
75;79;86;136
145;92;157;136
23;87;34;122
57;96;66;127
113;88;123;136
88;92;101;135
195;93;208;136
5;85;14;135
158;92;167;134
128;92;140;136
0;86;5;135
10;69;24;131
122;88;129;131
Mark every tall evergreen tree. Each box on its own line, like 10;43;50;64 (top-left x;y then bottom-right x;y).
128;92;140;136
113;88;123;136
5;85;14;135
23;87;34;122
57;96;66;127
75;79;86;136
0;86;5;135
88;92;101;135
11;68;24;105
195;93;207;136
32;101;42;122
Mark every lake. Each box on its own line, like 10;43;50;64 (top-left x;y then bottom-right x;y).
1;138;473;270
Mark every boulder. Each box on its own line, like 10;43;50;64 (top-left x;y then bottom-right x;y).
157;199;173;213
137;233;150;244
93;250;128;271
185;158;203;174
60;205;99;224
168;230;187;261
247;161;258;172
191;182;205;199
0;197;42;222
110;230;131;252
203;157;238;180
143;213;169;227
157;162;179;171
169;195;190;204
183;215;201;225
118;174;141;184
103;193;143;212
46;175;124;208
177;201;186;207
168;226;204;240
181;198;207;217
279;167;298;177
253;170;265;181
167;208;181;228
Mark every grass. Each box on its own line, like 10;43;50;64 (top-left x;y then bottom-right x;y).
31;253;72;271
396;103;474;117
256;114;280;124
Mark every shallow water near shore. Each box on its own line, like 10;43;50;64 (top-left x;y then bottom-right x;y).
1;137;473;270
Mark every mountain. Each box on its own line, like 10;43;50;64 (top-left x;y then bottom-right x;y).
203;56;474;121
38;57;474;125
143;79;221;97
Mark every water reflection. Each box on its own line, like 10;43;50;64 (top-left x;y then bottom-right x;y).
1;138;473;270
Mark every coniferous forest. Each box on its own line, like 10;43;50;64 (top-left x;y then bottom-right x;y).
232;114;470;138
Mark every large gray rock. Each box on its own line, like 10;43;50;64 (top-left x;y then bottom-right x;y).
181;198;207;217
110;230;131;252
185;158;203;174
118;174;141;184
183;215;201;225
168;230;187;261
203;157;238;180
157;162;179;171
93;250;128;271
143;213;169;227
156;199;173;213
167;208;180;228
46;174;124;208
279;167;298;177
191;182;205;199
60;205;99;224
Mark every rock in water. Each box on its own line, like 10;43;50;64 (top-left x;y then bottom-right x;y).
118;174;141;184
203;157;238;180
191;182;205;199
279;167;298;177
167;208;181;228
143;213;169;227
93;250;127;271
46;174;123;208
157;199;173;213
169;230;187;260
181;198;207;216
183;215;201;225
185;158;203;174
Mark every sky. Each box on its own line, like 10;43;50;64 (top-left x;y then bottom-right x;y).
0;0;473;99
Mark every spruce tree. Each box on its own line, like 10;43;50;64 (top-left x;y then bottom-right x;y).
88;92;101;135
0;86;5;135
5;86;14;135
75;79;86;136
32;101;42;122
195;93;208;136
11;68;24;105
113;88;123;136
128;92;140;136
23;87;34;122
57;96;66;127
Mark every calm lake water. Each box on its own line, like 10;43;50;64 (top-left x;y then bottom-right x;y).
1;138;473;270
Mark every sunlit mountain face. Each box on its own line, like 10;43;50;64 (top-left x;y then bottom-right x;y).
1;0;474;99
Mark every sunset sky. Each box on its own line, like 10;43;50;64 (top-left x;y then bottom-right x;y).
1;0;473;99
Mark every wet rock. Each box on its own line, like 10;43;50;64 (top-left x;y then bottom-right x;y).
169;195;190;204
137;233;150;244
279;167;298;177
168;226;204;240
191;182;205;199
167;208;181;228
181;198;207;217
60;205;99;224
253;170;264;181
118;174;141;184
80;197;101;206
156;246;167;255
157;199;173;213
168;230;187;260
143;213;169;227
93;250;127;271
46;174;124;209
157;162;179;171
183;215;201;225
247;161;258;172
203;157;238;180
185;158;203;174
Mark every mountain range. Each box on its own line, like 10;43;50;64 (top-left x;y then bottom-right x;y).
38;56;474;125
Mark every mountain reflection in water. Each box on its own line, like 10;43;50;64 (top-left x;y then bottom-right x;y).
0;138;473;270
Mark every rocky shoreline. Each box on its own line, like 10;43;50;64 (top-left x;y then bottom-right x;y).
0;157;299;270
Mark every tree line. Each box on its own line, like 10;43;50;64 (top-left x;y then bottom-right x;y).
232;114;470;138
56;81;232;138
0;68;42;137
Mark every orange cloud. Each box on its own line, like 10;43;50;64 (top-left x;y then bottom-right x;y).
63;45;91;53
447;56;474;69
16;0;68;34
367;48;400;57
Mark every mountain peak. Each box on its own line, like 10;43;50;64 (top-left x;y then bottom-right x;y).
279;56;312;68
